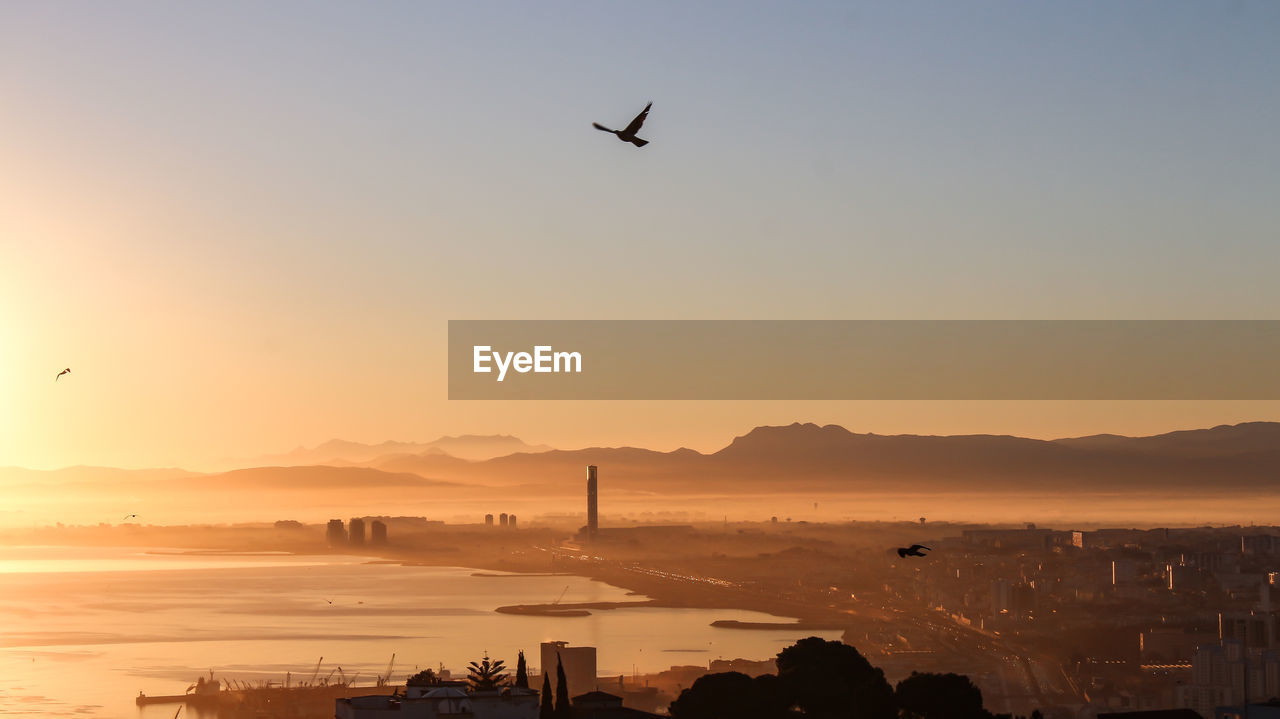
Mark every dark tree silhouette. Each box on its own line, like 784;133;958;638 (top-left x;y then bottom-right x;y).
554;654;573;719
896;672;991;719
669;671;788;719
466;654;508;691
516;650;529;689
540;672;554;719
776;637;895;719
406;669;440;687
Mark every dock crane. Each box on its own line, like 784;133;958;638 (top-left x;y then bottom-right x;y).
378;653;396;687
552;585;570;605
308;656;324;687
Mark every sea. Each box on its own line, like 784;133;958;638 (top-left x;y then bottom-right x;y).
0;546;838;718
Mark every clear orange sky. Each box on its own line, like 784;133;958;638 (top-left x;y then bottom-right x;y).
3;2;1279;469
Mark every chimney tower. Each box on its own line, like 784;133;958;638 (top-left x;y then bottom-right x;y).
586;465;598;538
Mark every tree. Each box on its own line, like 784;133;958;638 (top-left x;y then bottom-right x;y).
466;654;508;692
895;672;990;719
540;672;554;719
406;669;440;687
516;650;529;689
669;671;788;719
554;653;573;719
776;637;894;719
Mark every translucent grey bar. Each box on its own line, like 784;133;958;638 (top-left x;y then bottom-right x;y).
448;320;1280;400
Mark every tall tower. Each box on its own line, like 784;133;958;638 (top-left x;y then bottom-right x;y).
586;465;598;538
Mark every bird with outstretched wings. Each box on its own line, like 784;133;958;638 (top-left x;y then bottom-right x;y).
55;368;71;381
593;102;652;147
896;544;932;558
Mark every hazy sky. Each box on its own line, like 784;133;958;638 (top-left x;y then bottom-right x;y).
3;1;1279;469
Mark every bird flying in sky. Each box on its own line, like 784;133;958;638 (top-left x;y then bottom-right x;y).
123;514;137;521
55;368;71;381
593;102;652;147
897;544;932;558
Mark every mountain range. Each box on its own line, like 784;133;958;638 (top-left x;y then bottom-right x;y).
5;422;1280;508
354;421;1280;493
236;434;554;467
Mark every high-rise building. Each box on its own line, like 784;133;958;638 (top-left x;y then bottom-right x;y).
499;513;508;527
370;520;388;545
325;519;347;547
508;514;517;529
349;517;366;546
541;641;597;697
586;465;598;537
484;514;494;527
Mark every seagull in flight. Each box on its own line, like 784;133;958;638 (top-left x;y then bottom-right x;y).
593;102;652;147
55;368;71;381
123;514;138;521
897;544;931;558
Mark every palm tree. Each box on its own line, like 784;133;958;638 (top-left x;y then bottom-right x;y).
466;654;509;692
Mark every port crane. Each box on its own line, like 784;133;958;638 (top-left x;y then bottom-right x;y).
308;656;324;687
377;653;396;687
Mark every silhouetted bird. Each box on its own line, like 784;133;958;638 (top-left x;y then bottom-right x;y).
55;368;71;381
593;102;652;147
123;514;137;521
897;544;931;558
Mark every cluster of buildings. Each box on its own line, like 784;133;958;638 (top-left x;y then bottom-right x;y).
893;524;1280;717
485;513;519;528
326;517;389;547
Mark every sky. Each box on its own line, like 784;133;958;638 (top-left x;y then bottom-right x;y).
2;1;1279;469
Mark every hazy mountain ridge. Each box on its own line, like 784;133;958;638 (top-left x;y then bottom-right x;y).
239;434;554;467
9;422;1280;497
263;421;1280;493
0;465;201;486
358;421;1280;491
1052;421;1280;458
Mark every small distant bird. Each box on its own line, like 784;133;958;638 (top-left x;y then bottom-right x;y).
325;599;334;605
123;514;137;521
593;102;652;147
897;544;932;558
55;368;71;381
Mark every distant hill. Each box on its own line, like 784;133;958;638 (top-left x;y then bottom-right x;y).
0;465;199;486
340;421;1280;494
240;434;553;467
1052;422;1280;458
